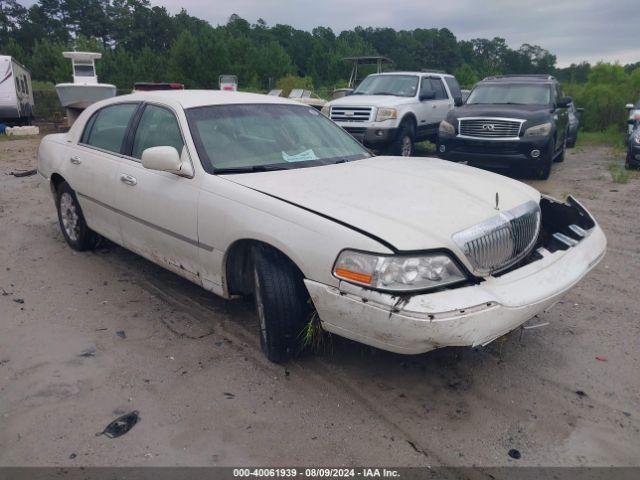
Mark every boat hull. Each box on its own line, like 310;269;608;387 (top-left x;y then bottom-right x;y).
55;83;116;109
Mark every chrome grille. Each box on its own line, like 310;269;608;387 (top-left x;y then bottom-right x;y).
330;106;372;123
459;118;523;139
452;201;541;275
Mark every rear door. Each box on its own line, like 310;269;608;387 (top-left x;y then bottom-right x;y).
112;103;202;283
74;102;140;244
428;77;453;124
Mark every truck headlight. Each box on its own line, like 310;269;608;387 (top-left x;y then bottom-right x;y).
376;107;397;122
333;250;467;292
524;122;552;137
439;120;455;135
321;104;331;117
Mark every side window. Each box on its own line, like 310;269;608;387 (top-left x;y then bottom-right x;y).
419;77;434;98
444;76;462;102
23;75;29;95
131;105;184;159
429;78;448;100
84;103;138;153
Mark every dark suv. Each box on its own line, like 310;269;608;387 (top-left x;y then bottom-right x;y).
437;75;572;179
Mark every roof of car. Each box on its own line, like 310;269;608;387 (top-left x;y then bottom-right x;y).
367;71;453;77
107;90;303;109
480;74;556;84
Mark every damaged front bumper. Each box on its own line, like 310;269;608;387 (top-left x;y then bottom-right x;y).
305;198;607;354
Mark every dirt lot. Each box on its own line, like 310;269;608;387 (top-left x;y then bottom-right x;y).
0;135;638;467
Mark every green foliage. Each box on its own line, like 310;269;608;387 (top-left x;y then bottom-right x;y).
276;75;314;96
453;63;478;88
608;163;638;183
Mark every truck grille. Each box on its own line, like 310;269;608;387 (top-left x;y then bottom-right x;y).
452;201;541;275
330;106;372;123
459;118;523;139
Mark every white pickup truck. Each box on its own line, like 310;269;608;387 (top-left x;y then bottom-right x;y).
322;71;463;156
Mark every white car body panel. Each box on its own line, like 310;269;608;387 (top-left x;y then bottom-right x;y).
37;90;607;355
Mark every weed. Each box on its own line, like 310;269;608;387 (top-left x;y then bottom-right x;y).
300;310;332;354
608;163;638;183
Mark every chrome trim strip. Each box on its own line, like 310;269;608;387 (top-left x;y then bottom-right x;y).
77;192;214;251
457;116;525;141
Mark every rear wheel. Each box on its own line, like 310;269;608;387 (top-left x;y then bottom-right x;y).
389;120;415;157
554;131;567;163
55;181;100;251
252;246;311;363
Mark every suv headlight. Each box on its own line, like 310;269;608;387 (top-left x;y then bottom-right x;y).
376;107;397;122
321;104;331;117
633;133;640;144
524;122;552;137
439;120;455;135
333;250;467;292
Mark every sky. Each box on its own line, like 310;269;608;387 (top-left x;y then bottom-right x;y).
19;0;640;67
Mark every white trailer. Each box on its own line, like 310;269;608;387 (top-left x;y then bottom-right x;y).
0;55;34;125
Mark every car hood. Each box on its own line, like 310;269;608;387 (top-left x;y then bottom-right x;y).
451;103;553;119
329;94;416;108
224;157;540;255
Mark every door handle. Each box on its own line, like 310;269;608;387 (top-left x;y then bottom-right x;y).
120;173;137;186
432;104;437;109
70;156;81;165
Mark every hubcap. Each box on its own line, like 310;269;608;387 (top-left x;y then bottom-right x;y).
401;136;412;156
59;192;80;241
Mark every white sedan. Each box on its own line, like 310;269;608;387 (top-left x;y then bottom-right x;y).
37;91;607;362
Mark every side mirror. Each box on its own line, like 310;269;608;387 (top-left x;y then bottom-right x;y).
556;96;572;108
420;90;435;101
454;96;463;107
141;146;182;173
626;103;635;110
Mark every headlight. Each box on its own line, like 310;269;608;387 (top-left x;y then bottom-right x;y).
333;250;467;292
633;134;640;145
439;120;455;135
376;107;397;122
524;122;552;137
321;104;331;117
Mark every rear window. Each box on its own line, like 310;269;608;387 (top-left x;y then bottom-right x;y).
83;103;138;153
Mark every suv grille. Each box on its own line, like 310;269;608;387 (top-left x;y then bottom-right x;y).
459;118;523;139
330;106;372;123
452;201;541;275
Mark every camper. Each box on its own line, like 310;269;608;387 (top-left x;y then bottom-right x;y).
0;55;34;125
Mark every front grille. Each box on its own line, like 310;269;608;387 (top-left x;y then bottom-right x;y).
452;201;541;275
330;106;372;123
459;118;523;139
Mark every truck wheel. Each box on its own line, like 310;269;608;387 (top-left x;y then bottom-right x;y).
390;120;415;157
252;246;311;363
55;181;100;251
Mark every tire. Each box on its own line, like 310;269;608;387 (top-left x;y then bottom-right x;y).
554;132;567;163
55;181;100;251
389;120;415;157
252;246;311;363
534;143;553;180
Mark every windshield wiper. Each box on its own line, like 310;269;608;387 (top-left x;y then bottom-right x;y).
214;164;291;174
372;92;397;96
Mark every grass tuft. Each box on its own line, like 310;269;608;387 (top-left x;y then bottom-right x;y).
608;163;638;184
300;310;332;354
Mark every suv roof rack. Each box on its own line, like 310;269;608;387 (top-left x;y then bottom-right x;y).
421;69;446;74
482;74;555;82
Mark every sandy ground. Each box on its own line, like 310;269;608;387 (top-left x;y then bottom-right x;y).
0;135;638;467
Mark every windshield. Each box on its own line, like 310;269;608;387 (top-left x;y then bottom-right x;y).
74;64;95;77
353;75;418;97
467;84;551;105
186;104;371;173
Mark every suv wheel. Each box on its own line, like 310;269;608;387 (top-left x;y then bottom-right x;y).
252;246;311;363
55;181;100;251
534;143;553;180
390;120;415;157
554;132;567;163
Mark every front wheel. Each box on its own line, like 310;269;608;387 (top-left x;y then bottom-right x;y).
252;246;311;363
533;143;553;180
389;121;415;157
55;181;100;251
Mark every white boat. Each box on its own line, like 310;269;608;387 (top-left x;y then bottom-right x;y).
55;52;115;124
